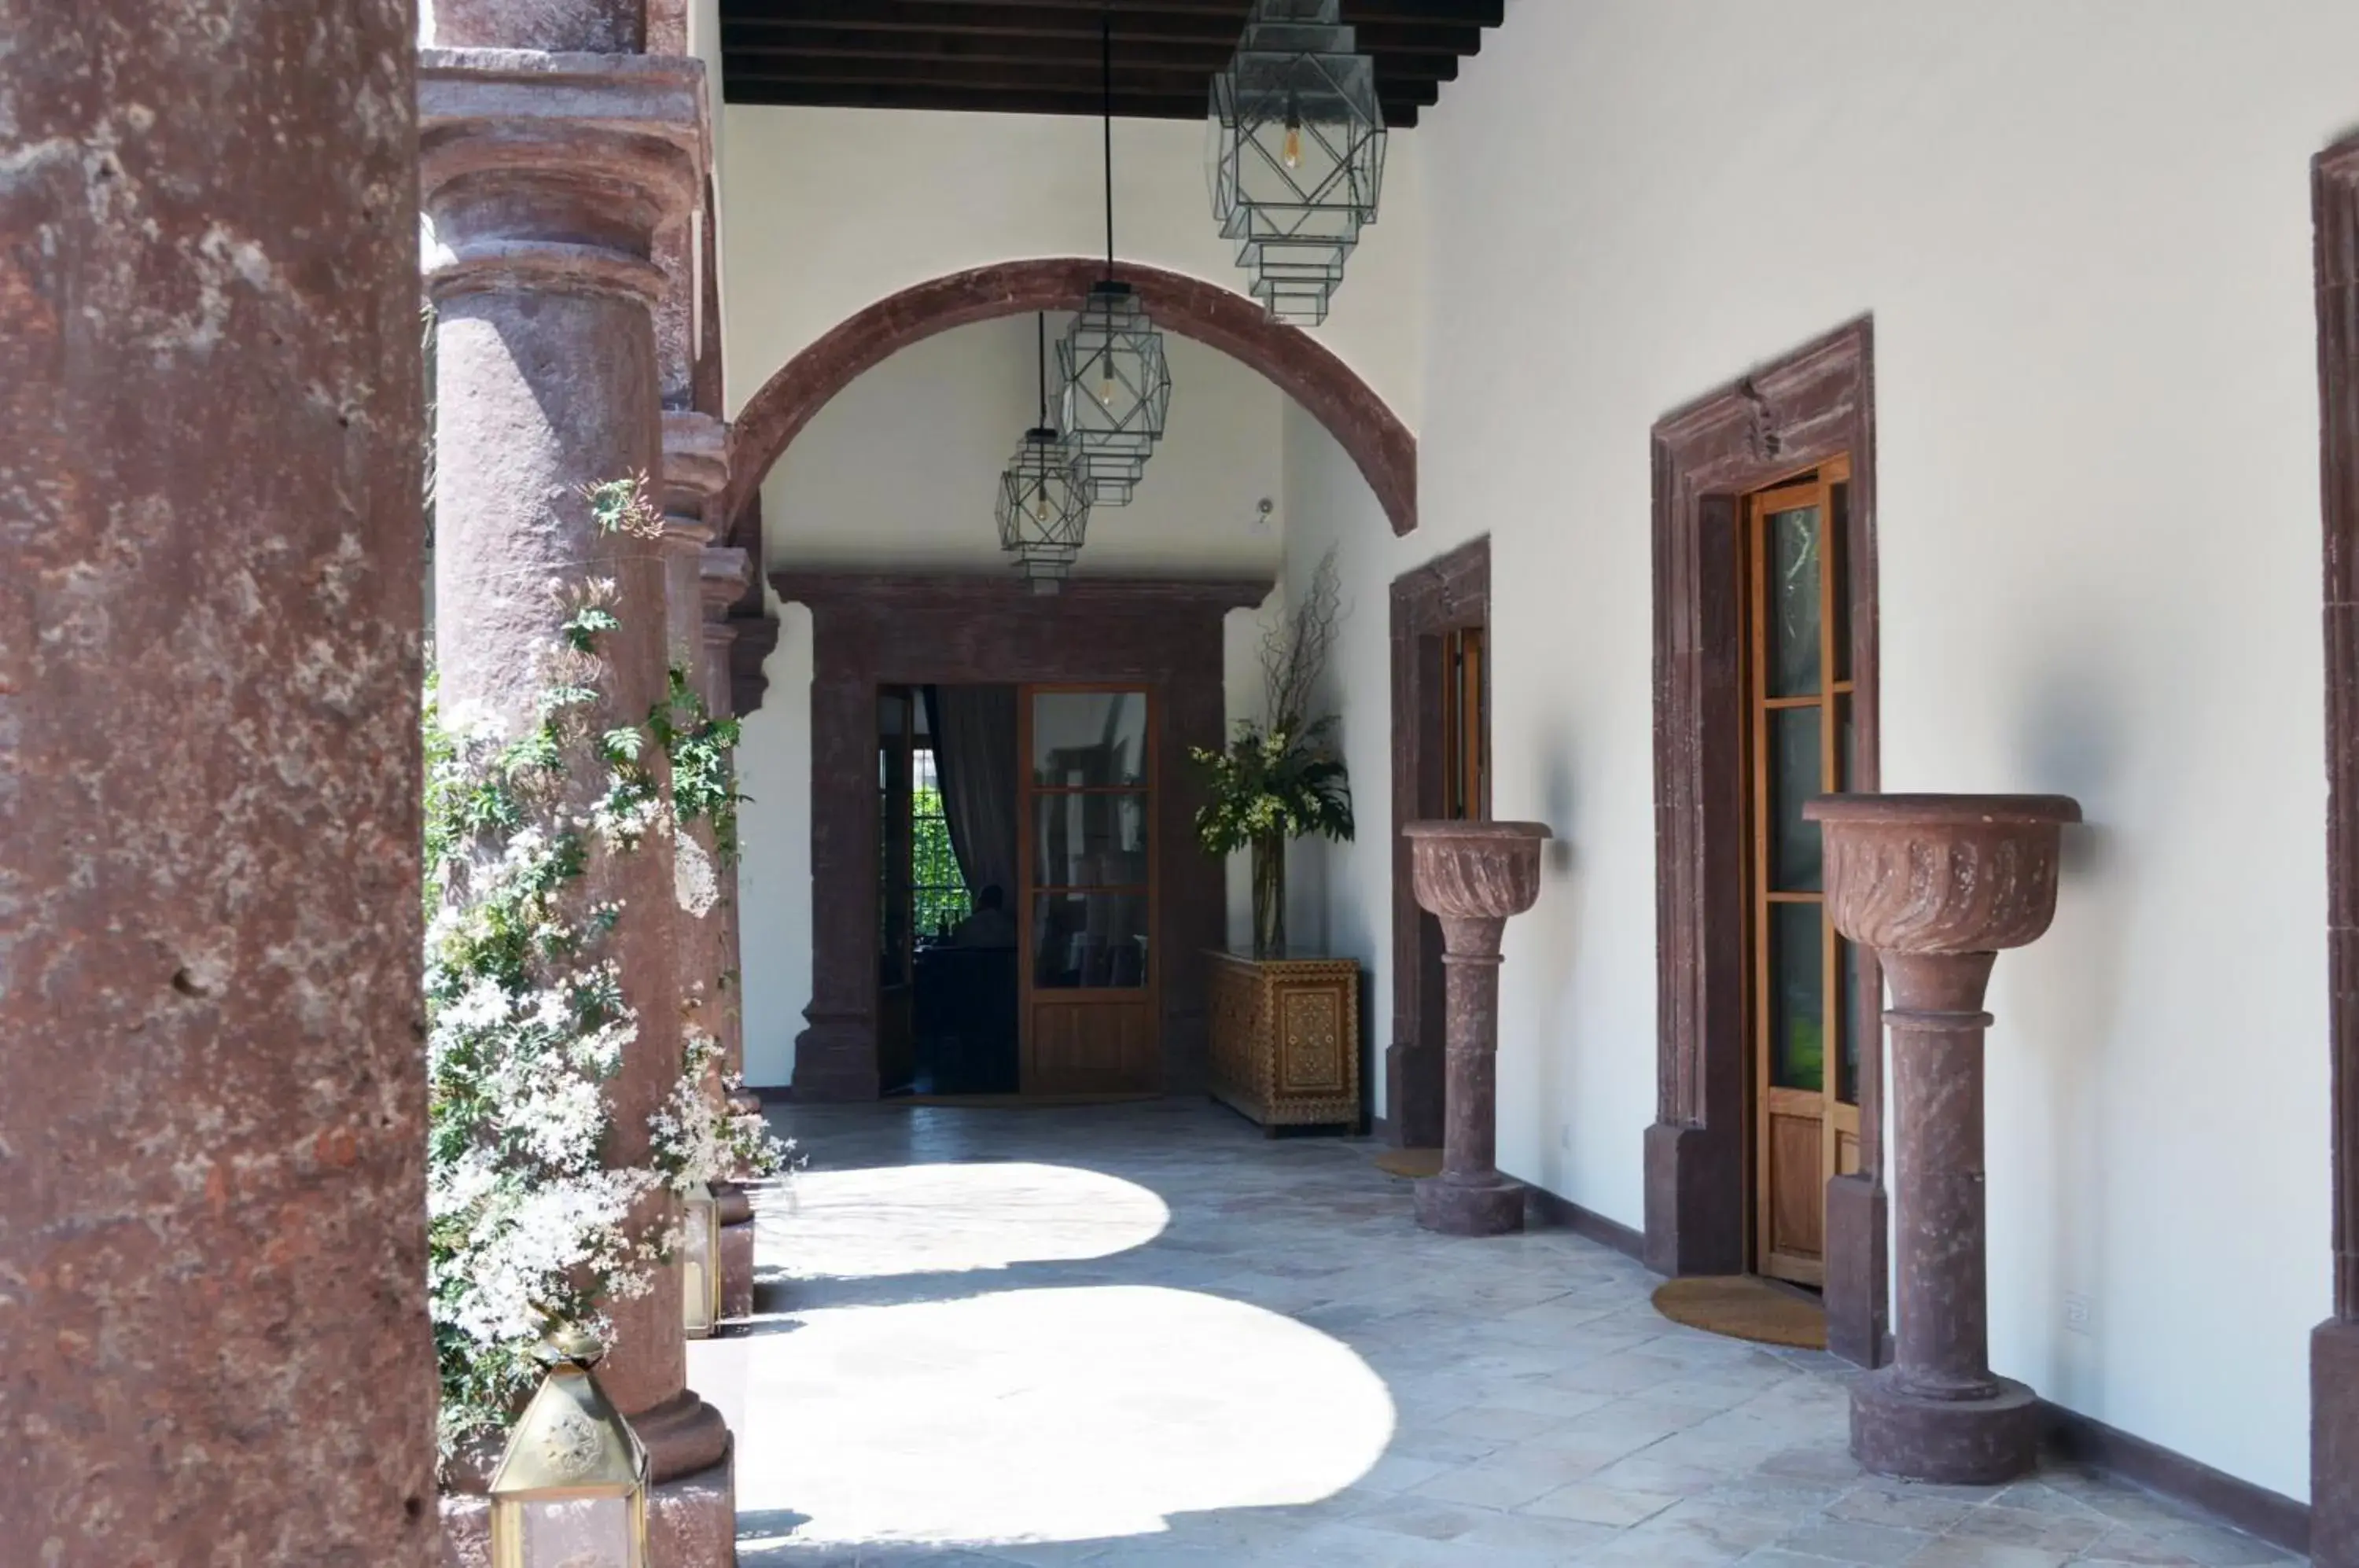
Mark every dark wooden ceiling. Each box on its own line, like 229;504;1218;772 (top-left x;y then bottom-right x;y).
718;1;1505;128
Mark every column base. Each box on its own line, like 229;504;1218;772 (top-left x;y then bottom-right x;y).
1642;1119;1744;1277
721;1216;756;1322
2315;1317;2359;1568
1823;1172;1888;1369
1384;1038;1444;1149
1414;1172;1525;1236
1851;1367;2039;1485
441;1448;736;1568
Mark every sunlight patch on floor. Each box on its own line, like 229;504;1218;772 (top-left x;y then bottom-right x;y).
732;1283;1396;1547
773;1162;1172;1280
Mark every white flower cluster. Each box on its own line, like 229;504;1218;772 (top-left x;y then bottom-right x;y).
649;1025;795;1191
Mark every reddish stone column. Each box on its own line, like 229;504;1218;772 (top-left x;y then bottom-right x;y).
1404;822;1552;1237
421;47;734;1565
696;555;760;1321
0;1;437;1560
660;414;757;1322
1806;793;2080;1485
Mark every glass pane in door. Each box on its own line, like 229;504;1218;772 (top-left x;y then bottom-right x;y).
1032;893;1150;989
1031;691;1148;786
1770;902;1825;1092
1768;706;1824;892
1033;793;1150;886
1767;506;1823;698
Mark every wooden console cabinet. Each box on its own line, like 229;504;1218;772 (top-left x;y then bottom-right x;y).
1205;951;1361;1132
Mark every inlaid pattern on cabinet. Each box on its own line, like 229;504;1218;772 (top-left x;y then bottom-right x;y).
1206;951;1360;1131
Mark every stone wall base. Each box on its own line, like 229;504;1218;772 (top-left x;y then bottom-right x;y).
721;1217;756;1322
441;1445;737;1567
2317;1317;2359;1567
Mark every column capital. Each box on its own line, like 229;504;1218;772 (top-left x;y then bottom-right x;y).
701;545;753;620
661;409;731;515
420;49;708;304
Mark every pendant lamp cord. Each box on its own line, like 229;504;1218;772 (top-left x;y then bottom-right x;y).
1102;9;1115;277
1036;311;1048;427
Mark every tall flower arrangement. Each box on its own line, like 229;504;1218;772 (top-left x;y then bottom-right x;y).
423;477;789;1466
1191;549;1354;959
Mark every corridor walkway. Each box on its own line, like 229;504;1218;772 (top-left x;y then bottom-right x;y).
690;1100;2297;1567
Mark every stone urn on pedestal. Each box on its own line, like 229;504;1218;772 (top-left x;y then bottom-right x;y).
1403;820;1551;1237
1805;793;2081;1485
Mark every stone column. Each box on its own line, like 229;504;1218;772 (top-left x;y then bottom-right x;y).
0;1;437;1560
660;413;758;1323
421;47;734;1564
698;549;760;1321
1403;822;1553;1237
1806;793;2081;1485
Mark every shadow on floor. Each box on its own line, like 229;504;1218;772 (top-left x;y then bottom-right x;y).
708;1100;2297;1568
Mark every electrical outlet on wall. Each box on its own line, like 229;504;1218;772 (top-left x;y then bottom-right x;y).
2063;1290;2093;1336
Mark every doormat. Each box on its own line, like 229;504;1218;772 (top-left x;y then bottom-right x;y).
1372;1147;1444;1179
1651;1275;1827;1349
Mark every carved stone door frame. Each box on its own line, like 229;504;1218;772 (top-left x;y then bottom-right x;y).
2309;132;2359;1565
1644;318;1886;1367
1386;536;1491;1148
775;572;1268;1103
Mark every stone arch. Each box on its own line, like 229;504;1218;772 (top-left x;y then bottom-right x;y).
723;257;1416;542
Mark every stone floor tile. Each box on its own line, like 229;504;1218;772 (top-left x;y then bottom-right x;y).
1897;1539;2069;1567
1774;1516;1940;1564
726;1103;2302;1568
1408;1455;1578;1511
1826;1486;1978;1533
1518;1478;1684;1526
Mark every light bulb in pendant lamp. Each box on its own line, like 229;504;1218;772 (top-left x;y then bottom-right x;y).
680;1183;723;1340
488;1327;649;1568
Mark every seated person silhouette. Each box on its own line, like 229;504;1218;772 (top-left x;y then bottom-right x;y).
953;884;1018;949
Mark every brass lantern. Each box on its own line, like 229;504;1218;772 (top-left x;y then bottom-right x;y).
488;1327;649;1568
680;1181;722;1339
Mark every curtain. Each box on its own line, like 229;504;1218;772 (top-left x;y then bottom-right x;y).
925;684;1019;904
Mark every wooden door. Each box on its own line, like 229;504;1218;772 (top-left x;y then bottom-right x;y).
1018;686;1161;1095
1441;625;1489;822
1744;457;1862;1286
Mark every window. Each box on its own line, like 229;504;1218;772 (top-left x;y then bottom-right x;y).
910;746;971;940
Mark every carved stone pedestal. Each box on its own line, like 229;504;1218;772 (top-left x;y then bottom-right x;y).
1402;822;1551;1237
1806;793;2080;1485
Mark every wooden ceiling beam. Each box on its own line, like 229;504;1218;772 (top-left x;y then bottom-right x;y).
722;53;1444;106
723;2;1490;48
720;77;1426;127
718;24;1463;76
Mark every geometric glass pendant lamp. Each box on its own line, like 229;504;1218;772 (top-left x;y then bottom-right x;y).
1059;11;1173;506
1207;0;1387;326
999;314;1094;594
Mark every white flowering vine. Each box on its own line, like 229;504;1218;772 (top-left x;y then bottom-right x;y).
425;477;791;1464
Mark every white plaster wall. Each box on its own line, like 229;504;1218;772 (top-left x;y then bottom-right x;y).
718;105;1424;432
737;591;811;1091
1271;405;1449;1066
1289;0;2346;1503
